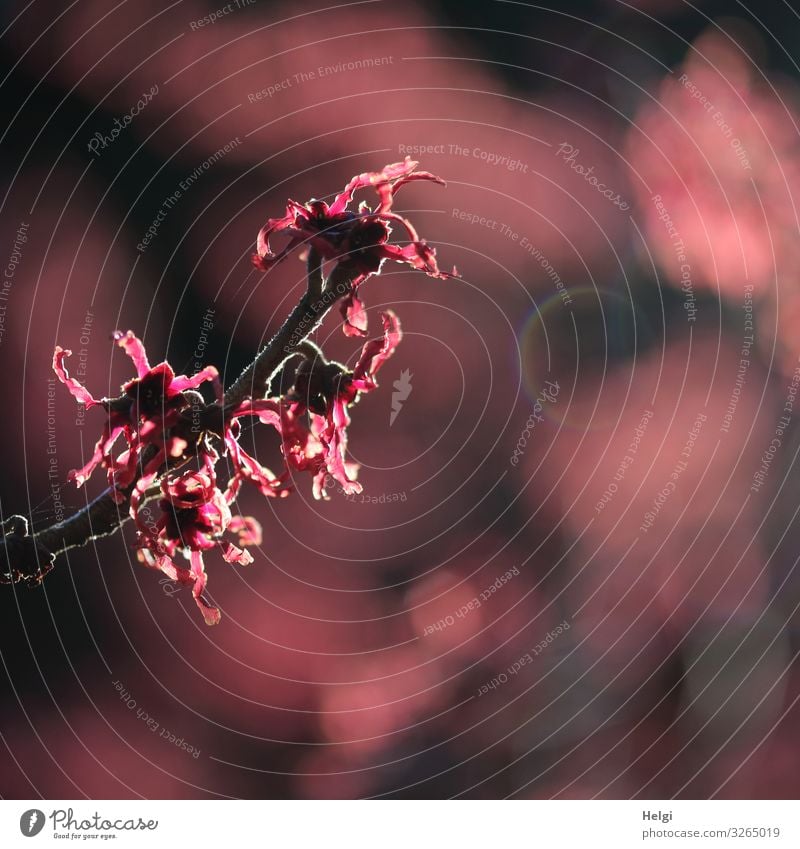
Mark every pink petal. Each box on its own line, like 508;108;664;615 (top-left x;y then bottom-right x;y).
312;468;330;501
277;405;326;488
67;440;105;488
67;423;126;487
113;330;151;377
171;364;219;392
341;290;369;337
111;436;146;491
223;472;242;505
197;596;221;626
352;310;402;384
378;238;458;280
129;470;160;535
252;202;308;268
163;465;217;508
157;554;193;585
319;398;361;496
228;398;282;430
375;210;422;243
331;395;350;430
229;515;262;547
329;158;420;215
218;540;254;566
224;432;288;499
52;348;101;408
377;170;446;214
325;448;362;496
139;447;167;481
189;550;221;625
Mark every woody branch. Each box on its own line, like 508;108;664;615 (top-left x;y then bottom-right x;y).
0;249;349;586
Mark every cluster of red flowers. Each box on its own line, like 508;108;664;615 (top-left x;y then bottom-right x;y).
252;156;456;336
52;160;452;624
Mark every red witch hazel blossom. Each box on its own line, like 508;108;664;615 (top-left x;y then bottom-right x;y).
53;330;219;494
33;160;456;624
251;157;458;336
133;457;256;626
54;330;269;623
285;310;403;497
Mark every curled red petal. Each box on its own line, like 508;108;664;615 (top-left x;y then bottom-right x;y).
218;540;254;566
341;290;369;338
374;210;423;245
325;450;361;496
253;200;311;269
251;252;271;271
53;348;102;408
139;447;167;482
255;211;293;260
197;599;221;626
163;464;217;508
328;158;419;216
229;515;262;547
317;398;361;496
189;550;220;625
170;365;219;392
111;433;148;492
224;432;288;500
228;398;282;430
312;468;330;501
210;368;224;403
378;239;456;279
68;423;126;488
67;441;105;488
156;554;193;585
277;404;325;486
375;168;445;214
130;469;160;536
113;330;151;377
352;310;402;385
224;473;242;505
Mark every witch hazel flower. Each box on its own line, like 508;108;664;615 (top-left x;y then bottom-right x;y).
223;313;402;503
224;395;332;500
53;331;267;624
218;397;293;504
133;456;260;626
251;157;457;336
28;160;455;625
53;330;219;495
284;310;402;497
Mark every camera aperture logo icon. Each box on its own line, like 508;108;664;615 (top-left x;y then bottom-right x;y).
20;809;45;837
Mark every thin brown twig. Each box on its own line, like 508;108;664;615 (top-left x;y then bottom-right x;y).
0;251;352;584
